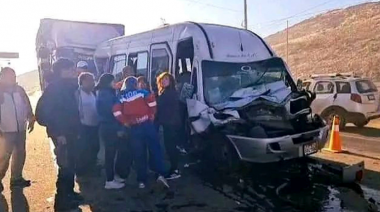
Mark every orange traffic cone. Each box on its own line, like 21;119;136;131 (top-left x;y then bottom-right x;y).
323;116;344;153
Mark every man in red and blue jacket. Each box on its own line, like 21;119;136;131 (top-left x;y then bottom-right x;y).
113;77;168;188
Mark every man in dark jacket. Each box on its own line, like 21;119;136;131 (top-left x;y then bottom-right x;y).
36;58;82;211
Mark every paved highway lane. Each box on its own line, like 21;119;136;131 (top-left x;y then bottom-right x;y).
0;92;377;212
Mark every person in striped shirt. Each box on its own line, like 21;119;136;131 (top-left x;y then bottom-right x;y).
113;77;168;189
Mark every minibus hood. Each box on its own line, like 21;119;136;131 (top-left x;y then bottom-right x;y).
212;81;292;111
187;87;317;136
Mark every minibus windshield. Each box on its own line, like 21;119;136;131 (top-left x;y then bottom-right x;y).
202;57;293;105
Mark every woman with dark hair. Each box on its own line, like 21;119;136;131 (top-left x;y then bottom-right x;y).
96;74;131;189
156;72;182;180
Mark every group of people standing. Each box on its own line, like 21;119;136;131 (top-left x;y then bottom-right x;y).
33;58;185;211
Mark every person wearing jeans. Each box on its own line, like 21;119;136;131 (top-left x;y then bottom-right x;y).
0;67;35;192
96;73;132;190
129;122;166;184
113;77;168;189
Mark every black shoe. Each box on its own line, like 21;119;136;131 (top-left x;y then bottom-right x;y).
11;178;31;188
69;192;84;204
75;169;90;177
54;198;79;211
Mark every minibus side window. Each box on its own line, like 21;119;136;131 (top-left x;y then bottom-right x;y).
128;52;148;77
175;38;194;79
111;54;127;82
151;48;170;92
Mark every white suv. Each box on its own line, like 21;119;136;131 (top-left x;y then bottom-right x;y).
302;73;380;129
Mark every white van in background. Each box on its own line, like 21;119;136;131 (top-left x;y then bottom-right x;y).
94;22;328;165
302;73;380;129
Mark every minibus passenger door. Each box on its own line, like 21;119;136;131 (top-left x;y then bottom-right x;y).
149;43;173;93
190;60;199;100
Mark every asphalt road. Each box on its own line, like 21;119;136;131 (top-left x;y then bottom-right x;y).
341;123;380;160
0;121;377;212
0;92;378;212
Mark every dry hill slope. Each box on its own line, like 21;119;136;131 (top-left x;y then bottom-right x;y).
15;3;380;94
17;70;39;95
266;2;380;80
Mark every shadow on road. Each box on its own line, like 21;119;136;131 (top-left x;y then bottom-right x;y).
76;172;175;212
0;194;8;212
346;151;380;161
315;157;380;200
72;155;380;212
191;159;334;212
75;168;174;212
11;187;29;212
193;156;380;212
0;188;30;212
344;126;380;137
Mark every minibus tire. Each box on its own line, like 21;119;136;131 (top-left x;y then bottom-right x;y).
214;137;241;172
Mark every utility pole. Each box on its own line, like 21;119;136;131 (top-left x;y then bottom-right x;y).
244;0;248;29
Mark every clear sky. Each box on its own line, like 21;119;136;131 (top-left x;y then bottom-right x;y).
0;0;376;75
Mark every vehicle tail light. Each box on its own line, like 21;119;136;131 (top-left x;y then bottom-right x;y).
350;94;362;103
355;170;364;182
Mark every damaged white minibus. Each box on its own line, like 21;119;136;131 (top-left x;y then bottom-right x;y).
94;22;329;164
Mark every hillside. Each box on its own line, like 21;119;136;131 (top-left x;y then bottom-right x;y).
266;2;380;81
17;70;39;95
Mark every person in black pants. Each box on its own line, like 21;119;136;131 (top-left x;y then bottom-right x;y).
75;72;100;175
35;59;83;211
95;74;132;189
156;72;182;180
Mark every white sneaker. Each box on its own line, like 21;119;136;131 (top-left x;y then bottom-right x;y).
166;170;181;180
114;175;125;183
157;176;170;188
138;182;146;189
104;180;125;190
176;146;188;155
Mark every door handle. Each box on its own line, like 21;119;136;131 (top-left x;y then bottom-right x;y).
333;93;338;100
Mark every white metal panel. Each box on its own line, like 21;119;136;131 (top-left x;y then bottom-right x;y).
36;19;124;49
200;24;273;62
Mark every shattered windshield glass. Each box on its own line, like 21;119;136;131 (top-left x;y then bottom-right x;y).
202;57;292;105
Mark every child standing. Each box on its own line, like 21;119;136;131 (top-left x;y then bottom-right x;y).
156;72;182;180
